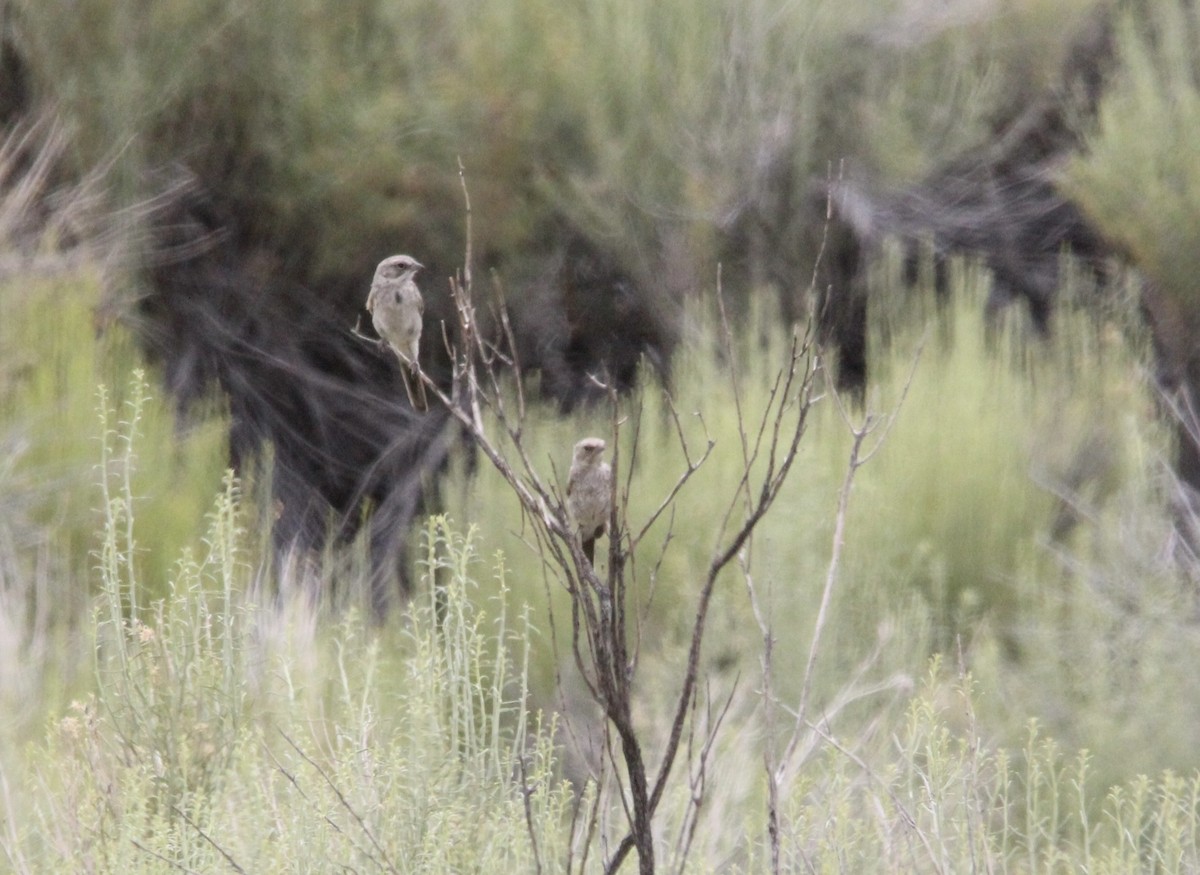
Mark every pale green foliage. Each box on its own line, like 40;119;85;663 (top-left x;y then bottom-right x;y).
973;442;1200;795
0;271;227;596
1064;0;1200;307
855;256;1159;648
3;432;573;871
851;266;1059;646
5;355;1200;870
0;277;227;739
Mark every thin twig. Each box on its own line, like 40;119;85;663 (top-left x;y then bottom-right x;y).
629;389;715;550
674;676;739;874
805;720;946;875
788;344;921;765
170;806;248;874
279;731;399;875
794;414;869;733
457;157;473;289
607;306;820;875
745;563;783;875
517;755;544;875
129;838;205;874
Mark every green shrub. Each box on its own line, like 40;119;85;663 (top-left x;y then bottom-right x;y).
0;274;228;608
850;257;1158;649
1064;0;1200;308
9;0;1103;290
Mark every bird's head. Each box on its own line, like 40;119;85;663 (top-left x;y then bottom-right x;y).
375;254;424;281
573;437;607;464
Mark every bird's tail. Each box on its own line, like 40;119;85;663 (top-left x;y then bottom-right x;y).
401;366;428;412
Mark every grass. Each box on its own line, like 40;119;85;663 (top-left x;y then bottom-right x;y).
4;391;1200;870
5;472;571;871
2;370;567;869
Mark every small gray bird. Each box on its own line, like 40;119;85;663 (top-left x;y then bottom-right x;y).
567;437;612;565
366;254;427;411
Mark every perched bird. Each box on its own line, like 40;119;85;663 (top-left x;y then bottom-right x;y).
567;437;612;565
366;254;427;411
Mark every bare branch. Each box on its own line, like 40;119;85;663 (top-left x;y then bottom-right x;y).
630;389;715;551
609;309;819;874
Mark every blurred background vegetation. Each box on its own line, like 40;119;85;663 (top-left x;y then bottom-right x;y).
4;0;1200;868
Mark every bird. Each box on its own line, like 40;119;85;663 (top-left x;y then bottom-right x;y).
366;254;427;411
567;437;612;565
